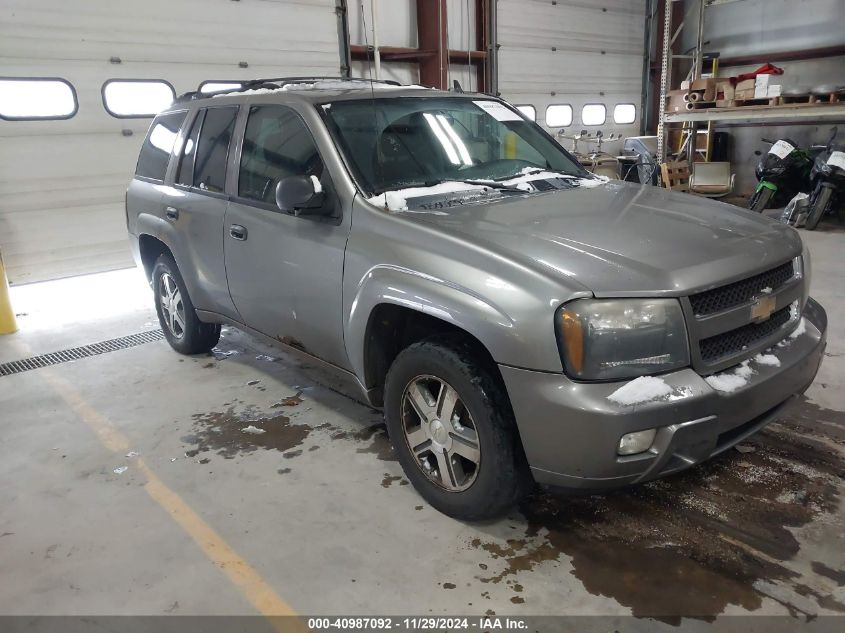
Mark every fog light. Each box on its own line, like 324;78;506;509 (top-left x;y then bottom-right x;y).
618;429;657;455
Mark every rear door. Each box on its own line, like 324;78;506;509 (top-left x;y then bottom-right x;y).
224;103;350;368
163;105;239;318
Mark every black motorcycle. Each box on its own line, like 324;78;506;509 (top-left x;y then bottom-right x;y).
806;127;844;231
748;137;813;212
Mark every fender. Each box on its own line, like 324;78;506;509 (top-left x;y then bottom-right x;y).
344;264;566;384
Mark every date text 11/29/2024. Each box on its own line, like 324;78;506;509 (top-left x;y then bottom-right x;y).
307;617;528;630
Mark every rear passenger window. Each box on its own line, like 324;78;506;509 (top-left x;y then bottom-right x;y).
193;106;238;193
135;111;187;181
238;105;323;204
176;110;204;186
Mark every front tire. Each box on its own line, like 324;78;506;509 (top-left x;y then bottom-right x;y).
748;185;775;212
383;336;532;520
152;254;221;354
805;185;833;231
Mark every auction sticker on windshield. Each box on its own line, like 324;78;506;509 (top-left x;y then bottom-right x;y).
473;100;522;122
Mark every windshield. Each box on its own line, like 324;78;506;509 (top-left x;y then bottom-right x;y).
321;96;585;195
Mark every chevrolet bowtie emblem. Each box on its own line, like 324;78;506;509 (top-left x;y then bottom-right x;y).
750;294;777;323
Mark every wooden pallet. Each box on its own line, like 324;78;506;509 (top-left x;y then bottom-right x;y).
660;160;690;192
780;92;844;105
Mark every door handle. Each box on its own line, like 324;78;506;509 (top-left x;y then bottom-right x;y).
165;206;179;220
229;224;248;241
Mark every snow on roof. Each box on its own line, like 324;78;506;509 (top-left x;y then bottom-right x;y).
212;81;430;98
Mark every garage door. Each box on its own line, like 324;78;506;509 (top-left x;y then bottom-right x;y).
497;0;646;137
0;0;341;284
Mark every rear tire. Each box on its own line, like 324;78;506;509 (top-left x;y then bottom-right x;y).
152;254;221;354
748;186;775;212
383;336;532;521
805;185;832;231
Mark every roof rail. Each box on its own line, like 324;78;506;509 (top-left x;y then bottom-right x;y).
175;76;403;102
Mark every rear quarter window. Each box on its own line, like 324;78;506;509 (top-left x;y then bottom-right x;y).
135;111;187;181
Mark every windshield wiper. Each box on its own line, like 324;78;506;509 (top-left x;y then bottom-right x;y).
424;179;526;194
493;167;581;182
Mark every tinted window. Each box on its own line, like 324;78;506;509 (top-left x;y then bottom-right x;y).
176;110;203;186
135;111;187;181
193;106;238;193
0;78;77;120
238;105;322;204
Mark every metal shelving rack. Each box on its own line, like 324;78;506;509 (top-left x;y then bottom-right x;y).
656;0;845;162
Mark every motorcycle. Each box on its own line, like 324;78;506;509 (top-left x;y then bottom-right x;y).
805;127;844;231
748;137;813;212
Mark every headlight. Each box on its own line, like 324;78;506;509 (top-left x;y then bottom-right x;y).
556;299;690;380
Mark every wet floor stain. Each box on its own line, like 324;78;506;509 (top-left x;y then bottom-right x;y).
381;473;403;488
469;398;845;620
442;582;456;589
272;392;304;408
183;406;312;459
352;422;396;461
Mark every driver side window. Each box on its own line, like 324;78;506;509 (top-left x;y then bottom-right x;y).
238;105;323;204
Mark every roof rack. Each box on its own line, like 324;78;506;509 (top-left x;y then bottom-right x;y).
174;76;403;102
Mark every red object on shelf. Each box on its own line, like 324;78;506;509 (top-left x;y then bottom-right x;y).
735;63;785;83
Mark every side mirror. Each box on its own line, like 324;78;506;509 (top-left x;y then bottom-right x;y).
275;175;326;216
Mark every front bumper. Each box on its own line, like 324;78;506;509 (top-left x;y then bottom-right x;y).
501;297;827;490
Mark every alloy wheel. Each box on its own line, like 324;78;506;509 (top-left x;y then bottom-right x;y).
400;375;481;492
159;272;186;339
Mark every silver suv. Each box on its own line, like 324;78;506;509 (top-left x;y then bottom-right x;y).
126;78;827;520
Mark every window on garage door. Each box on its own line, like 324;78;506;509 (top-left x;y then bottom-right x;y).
102;79;176;118
193;106;238;194
135;111;187;181
0;77;77;120
199;81;243;95
581;104;606;126
613;103;637;125
238;105;323;205
515;105;536;121
545;104;572;127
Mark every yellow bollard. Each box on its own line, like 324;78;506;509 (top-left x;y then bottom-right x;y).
0;251;18;335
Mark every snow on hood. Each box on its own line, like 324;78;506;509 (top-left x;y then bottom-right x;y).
368;168;607;211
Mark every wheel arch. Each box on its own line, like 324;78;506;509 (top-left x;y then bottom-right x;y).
138;234;175;283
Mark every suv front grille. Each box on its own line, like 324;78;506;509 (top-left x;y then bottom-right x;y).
689;261;794;317
699;305;791;363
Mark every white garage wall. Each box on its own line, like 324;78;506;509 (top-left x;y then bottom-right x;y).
0;0;341;284
497;0;646;142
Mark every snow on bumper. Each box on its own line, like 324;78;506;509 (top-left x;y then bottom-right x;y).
500;298;827;490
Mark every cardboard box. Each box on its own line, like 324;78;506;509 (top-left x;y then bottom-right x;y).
680;80;691;90
736;78;755;92
666;89;688;113
735;88;756;100
691;78;717;101
715;78;735;101
768;84;782;97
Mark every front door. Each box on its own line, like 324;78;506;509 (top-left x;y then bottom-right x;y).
224;104;350;369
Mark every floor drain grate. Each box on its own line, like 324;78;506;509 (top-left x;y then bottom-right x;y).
0;329;165;377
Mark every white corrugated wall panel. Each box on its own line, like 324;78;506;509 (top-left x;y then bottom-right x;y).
0;0;341;284
497;0;646;136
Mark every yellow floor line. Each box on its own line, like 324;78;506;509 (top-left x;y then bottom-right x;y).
11;339;305;630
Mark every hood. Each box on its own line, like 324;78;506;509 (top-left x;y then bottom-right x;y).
404;181;803;296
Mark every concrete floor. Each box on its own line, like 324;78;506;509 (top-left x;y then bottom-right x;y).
1;214;844;623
